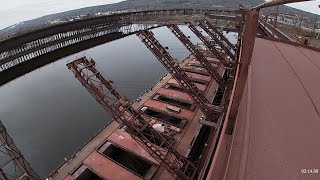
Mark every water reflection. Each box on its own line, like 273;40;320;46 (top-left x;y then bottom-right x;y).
0;26;237;178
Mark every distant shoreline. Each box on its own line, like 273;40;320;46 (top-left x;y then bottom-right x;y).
1;0;319;41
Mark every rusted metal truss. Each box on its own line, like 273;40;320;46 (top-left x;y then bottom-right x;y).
0;121;40;180
186;23;232;68
66;57;197;179
198;20;236;60
166;24;226;89
137;30;221;126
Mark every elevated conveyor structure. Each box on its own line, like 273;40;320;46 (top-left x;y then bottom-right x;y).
186;23;232;67
198;21;236;60
166;24;226;89
137;30;223;127
66;57;198;179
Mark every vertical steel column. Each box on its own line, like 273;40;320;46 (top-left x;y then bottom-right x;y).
0;120;40;180
67;57;197;180
137;30;222;126
275;6;279;28
166;24;226;88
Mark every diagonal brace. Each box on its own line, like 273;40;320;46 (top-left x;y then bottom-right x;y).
186;22;233;68
198;21;235;61
166;24;226;89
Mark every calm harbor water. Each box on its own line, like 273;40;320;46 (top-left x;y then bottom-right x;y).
1;26;237;178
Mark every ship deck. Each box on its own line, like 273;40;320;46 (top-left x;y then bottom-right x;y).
50;54;225;180
225;38;320;180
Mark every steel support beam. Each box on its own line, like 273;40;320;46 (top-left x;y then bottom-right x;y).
67;57;197;179
186;23;232;68
0;121;40;180
0;170;8;180
166;24;226;89
204;20;236;52
199;20;236;58
137;30;221;126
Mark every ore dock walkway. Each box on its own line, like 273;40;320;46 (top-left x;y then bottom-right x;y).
225;38;320;180
50;54;225;180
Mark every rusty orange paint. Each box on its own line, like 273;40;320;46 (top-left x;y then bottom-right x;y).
167;79;207;91
144;99;194;119
106;129;159;165
83;152;142;180
157;88;193;102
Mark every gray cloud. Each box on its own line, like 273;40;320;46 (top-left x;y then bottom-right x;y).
0;0;124;29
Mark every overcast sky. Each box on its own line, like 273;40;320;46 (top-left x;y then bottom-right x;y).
283;0;320;15
0;0;124;29
0;0;319;30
